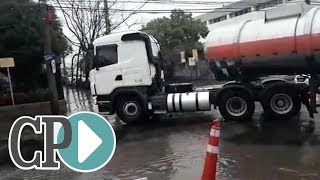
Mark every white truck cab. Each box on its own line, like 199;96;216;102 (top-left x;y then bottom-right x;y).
90;31;160;96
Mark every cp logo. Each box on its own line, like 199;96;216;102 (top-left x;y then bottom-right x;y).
8;112;116;173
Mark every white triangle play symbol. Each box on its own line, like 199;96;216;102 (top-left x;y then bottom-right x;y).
78;120;102;163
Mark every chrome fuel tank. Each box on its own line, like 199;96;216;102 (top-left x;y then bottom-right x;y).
167;92;211;112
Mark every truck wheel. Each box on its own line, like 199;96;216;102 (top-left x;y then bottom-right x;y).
115;96;147;124
218;89;255;121
262;84;301;119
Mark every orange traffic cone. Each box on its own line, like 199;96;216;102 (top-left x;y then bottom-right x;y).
202;119;220;180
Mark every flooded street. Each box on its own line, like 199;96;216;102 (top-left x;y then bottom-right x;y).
1;87;320;180
106;111;320;180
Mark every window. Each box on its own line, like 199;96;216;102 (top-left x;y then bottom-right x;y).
208;19;215;24
230;8;251;18
219;15;227;21
255;0;281;10
208;15;227;24
96;45;118;68
273;0;283;5
244;8;252;13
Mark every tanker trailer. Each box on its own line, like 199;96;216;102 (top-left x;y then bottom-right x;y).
206;2;320;121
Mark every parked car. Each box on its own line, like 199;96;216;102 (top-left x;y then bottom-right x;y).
0;77;10;93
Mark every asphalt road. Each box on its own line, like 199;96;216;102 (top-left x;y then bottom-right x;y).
0;88;320;180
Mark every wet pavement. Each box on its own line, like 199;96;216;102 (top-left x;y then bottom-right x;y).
1;87;320;180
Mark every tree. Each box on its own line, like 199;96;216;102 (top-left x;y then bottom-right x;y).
142;9;209;53
55;0;148;84
0;0;70;91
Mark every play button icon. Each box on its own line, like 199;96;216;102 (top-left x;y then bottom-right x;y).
78;120;102;163
56;112;116;173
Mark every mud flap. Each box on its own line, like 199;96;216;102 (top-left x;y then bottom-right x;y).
310;76;319;115
301;92;314;118
299;86;315;118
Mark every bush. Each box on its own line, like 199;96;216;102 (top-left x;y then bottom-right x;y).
0;88;53;106
27;89;52;103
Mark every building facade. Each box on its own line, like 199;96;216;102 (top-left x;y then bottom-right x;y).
196;0;304;30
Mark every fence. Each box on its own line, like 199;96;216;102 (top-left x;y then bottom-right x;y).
162;53;215;83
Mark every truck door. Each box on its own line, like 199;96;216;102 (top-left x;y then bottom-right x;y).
119;41;153;87
94;44;123;95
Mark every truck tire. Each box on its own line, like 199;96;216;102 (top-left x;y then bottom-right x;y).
218;89;255;121
261;84;301;119
115;96;147;124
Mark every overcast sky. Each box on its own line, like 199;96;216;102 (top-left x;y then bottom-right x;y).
107;0;240;31
47;0;240;65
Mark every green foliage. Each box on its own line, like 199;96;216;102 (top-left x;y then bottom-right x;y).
0;0;70;91
27;88;51;103
142;9;209;53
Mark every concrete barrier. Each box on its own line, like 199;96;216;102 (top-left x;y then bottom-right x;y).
0;100;66;166
0;100;67;124
0;100;67;140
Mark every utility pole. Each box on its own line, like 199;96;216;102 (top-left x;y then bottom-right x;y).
40;0;59;114
104;0;111;34
55;55;65;100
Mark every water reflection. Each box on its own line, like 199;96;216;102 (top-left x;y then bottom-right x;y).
63;87;94;115
107;114;214;180
223;113;316;145
107;129;174;180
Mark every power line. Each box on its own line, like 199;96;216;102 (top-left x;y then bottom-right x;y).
54;0;320;8
56;1;226;7
19;3;257;11
56;7;242;14
12;0;320;10
18;4;247;13
55;0;237;4
18;1;320;15
53;0;264;7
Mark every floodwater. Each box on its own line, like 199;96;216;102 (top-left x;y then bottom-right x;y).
1;87;320;180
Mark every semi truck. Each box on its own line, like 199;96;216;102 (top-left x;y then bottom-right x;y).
89;2;320;123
